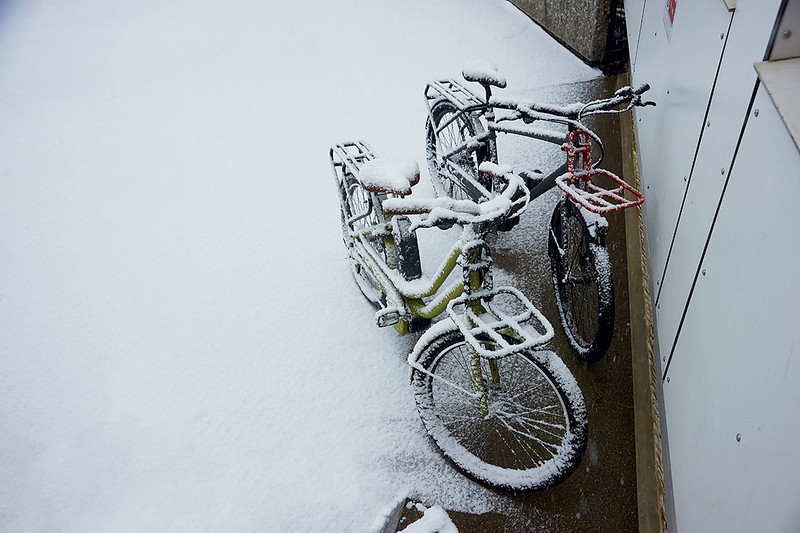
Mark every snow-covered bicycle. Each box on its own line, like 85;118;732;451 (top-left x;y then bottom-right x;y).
330;141;587;491
425;61;653;362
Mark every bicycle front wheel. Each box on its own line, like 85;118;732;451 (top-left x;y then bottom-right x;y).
412;331;587;491
425;100;494;200
548;199;614;362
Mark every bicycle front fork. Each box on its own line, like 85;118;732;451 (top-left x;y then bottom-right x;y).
467;341;502;419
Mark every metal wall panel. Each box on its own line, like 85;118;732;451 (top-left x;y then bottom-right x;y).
661;85;800;532
655;0;784;375
769;0;800;60
630;1;731;306
624;0;646;74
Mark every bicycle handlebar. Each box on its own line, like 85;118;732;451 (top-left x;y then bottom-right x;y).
382;163;529;230
578;83;655;119
492;83;654;123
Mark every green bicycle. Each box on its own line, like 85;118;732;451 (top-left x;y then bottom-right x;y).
330;141;587;491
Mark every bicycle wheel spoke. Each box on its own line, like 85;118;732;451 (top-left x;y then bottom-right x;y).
497;406;566;432
497;415;559;462
505;415;567;446
492;418;545;468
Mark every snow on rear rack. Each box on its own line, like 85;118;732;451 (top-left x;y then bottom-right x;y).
446;286;554;359
330;141;377;177
555;131;645;214
424;79;483;111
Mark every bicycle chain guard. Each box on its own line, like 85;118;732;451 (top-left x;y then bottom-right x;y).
555;131;645;214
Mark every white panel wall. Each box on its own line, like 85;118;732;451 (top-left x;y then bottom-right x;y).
624;0;646;71
628;0;800;531
646;0;783;374
630;0;731;301
661;85;800;532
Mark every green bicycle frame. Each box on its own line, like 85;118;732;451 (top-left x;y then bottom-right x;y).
350;221;480;334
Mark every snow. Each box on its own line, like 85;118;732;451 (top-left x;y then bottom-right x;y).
0;0;598;531
461;59;507;89
358;158;420;196
398;504;458;533
383;163;528;230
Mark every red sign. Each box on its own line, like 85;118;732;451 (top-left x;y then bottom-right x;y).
663;0;676;43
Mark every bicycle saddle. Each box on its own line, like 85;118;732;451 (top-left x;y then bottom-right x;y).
462;60;507;89
358;157;420;196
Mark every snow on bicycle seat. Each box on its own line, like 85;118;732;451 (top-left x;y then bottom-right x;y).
462;60;507;89
358;157;420;196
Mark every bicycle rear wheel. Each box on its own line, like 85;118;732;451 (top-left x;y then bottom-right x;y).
548;198;614;362
412;330;587;491
335;171;384;306
425;100;495;201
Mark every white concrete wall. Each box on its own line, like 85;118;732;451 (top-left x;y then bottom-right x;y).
626;0;800;531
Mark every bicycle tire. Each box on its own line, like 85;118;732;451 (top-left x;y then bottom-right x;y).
412;330;587;491
548;199;614;362
335;172;384;306
425;100;495;201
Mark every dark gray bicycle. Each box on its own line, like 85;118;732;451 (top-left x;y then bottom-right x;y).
425;60;653;362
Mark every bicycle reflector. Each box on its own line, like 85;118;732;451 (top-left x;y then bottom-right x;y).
555;130;644;214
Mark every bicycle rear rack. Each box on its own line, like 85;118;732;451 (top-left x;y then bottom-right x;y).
446;286;554;359
424;79;483;111
330;141;378;176
555;131;645;214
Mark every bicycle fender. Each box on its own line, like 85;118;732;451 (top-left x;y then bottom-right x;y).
407;318;460;369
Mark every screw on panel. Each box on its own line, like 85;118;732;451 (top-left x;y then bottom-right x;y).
736;434;742;442
720;33;724;39
783;30;792;39
721;168;726;175
666;377;671;383
754;109;759;117
707;120;711;127
702;269;707;276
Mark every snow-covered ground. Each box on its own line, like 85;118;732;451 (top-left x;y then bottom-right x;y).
0;1;598;531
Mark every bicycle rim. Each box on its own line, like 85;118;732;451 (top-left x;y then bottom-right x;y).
413;332;587;491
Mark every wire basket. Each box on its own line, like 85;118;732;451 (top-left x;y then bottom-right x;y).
555;130;645;214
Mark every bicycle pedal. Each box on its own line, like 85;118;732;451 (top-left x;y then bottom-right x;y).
375;307;401;327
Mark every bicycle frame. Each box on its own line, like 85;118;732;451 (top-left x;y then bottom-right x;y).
348;215;480;333
332;141;556;417
424;77;645;207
